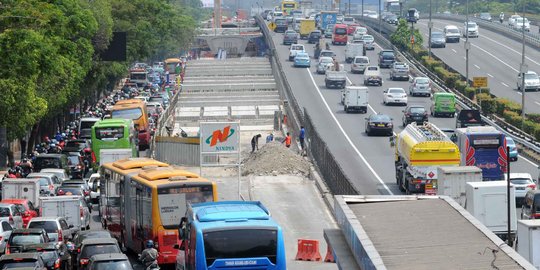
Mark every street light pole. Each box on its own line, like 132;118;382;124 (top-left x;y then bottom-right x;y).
362;0;365;22
378;0;382;35
428;0;433;59
465;0;470;86
520;1;526;130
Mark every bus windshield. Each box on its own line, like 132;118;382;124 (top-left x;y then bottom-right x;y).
334;27;347;35
130;73;147;80
203;229;278;266
112;108;142;120
158;186;214;229
95;127;125;140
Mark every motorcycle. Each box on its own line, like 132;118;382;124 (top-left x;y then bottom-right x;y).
138;254;160;270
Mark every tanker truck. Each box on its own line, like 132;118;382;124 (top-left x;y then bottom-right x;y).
393;122;461;194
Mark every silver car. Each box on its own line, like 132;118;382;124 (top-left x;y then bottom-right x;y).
27;173;61;195
317;57;333;74
0;203;24;229
26;217;73;242
361;34;375;50
507;173;536;205
409;77;432;97
517;71;540;91
0;220;13;253
40;168;69;183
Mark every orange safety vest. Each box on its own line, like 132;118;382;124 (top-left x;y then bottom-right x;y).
285;135;291;147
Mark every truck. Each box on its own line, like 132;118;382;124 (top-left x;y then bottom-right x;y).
393;122;461;194
341;86;369;113
465;181;517;240
436;166;483;205
99;149;133;166
129;68;148;87
516;220;540;268
299;19;316;39
325;64;346;89
344;42;364;63
39;196;82;233
318;11;337;31
2;179;41;207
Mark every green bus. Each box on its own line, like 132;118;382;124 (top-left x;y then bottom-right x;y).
91;119;138;164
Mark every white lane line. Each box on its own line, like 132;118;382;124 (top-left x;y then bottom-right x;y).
479;34;540;66
474;64;480;69
487;73;494;78
517;92;522;95
502;82;510;87
460;38;519;73
463;56;466;60
452;49;457;53
520;155;539;167
536;101;540;106
306;69;394;195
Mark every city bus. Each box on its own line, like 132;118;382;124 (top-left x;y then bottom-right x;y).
91;119;138;164
177;201;286;270
455;126;507;180
281;1;297;15
164;58;182;74
111;99;150;150
100;160;217;266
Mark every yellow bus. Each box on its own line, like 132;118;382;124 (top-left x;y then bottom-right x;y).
111;99;150;150
164;58;182;74
281;1;298;15
99;158;217;266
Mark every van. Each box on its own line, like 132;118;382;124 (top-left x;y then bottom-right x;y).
407;8;419;22
521;190;540;219
332;24;348;45
444;25;461;43
78;117;101;139
111;99;149;150
33;154;70;176
430;92;456;117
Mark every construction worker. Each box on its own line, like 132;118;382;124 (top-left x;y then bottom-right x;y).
283;132;292;148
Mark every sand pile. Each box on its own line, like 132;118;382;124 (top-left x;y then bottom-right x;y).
242;142;310;176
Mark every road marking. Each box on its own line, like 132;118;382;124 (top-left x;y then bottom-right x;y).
487;73;494;78
501;82;510;87
463;56;466;60
306;69;394;195
452;49;457;53
536;101;540;106
479;34;540;66
517;92;522;95
474;64;480;69
520;155;538;167
460;38;519;73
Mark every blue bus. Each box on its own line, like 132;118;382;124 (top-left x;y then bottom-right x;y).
455;126;507;180
176;201;286;270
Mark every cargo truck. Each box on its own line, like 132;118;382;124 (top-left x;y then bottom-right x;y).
436;166;483;205
2;179;41;207
393;122;461;194
344;42;364;63
341;86;368;113
299;19;316;39
516;220;540;268
318;11;337;31
39;196;82;233
465;181;517;240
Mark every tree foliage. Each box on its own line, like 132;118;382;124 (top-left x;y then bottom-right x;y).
390;19;424;51
0;0;202;140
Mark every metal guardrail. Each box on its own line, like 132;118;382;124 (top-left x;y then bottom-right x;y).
358;16;540;161
197;27;261;36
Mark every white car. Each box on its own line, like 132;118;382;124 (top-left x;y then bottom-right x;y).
444;25;461;43
508;14;521;26
351;56;370;74
361;34;375;50
88;173;100;204
463;21;479;37
353;27;368;39
288;44;305;61
517;71;540;91
506;173;536;204
512;17;530;31
0;220;13;253
383;88;408;105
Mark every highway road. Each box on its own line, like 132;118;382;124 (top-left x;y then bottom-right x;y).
267;27;539;197
414;18;540;115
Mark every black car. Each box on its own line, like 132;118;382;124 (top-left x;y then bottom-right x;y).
61;140;89;154
378;50;396;68
33;154;70;176
307;30;322;44
21;243;71;270
365;114;394;136
387;14;398;25
455;109;483;128
70;231;113;262
0;253;47;269
77;238;121;270
87;253;132;270
402;106;429;126
282;30;298;45
66;154;84;179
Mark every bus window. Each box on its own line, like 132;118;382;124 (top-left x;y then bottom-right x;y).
158;186;214;229
111;108;142;120
95;127;124;140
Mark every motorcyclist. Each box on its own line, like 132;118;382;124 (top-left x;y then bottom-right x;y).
500;12;504;23
6;169;17;178
140;240;159;269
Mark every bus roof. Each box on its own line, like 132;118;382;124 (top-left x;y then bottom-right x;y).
458;126;500;134
136;167;200;181
112;101;145;111
110;158;169;170
434;92;455;97
115;99;144;106
164;58;181;63
93;118;133;127
191;201;273;223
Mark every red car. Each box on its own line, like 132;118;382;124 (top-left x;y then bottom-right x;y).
1;199;38;228
347;23;360;35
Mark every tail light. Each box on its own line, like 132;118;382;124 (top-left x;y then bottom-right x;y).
527;184;536;190
80;258;89;265
57;229;63;242
80;206;84;218
387;123;393;127
84;190;90;196
5;244;10;254
57;190;65;195
8;215;13;225
77;248;81;253
54;258;61;269
405;113;411;116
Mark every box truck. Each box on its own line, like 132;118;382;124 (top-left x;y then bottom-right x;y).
2;179;41;207
437;166;483;206
39;196;82;232
516;219;540;268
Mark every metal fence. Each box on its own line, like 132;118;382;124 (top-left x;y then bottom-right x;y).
154;137;200;166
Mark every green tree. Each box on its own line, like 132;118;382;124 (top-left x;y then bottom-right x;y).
390;19;423;51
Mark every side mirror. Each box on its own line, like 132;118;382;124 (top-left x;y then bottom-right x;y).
69;224;74;229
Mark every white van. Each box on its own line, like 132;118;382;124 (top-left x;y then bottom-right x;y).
443;25;461;43
78;117;100;139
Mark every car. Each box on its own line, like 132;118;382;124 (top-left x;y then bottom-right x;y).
26;217;73;243
39;169;69;183
365;114;394;136
307;30;322;44
6;229;50;254
87;253;132;270
402;106;429;126
87;173;100;204
463;21;479;37
293;52;311;68
363;66;383;86
512;17;530;31
26;173;60;196
65;154;85;180
383;88;408;105
288;43;305;61
351;56;370;74
61;180;90;196
0;220;13;254
318;49;335;59
0;253;47;270
70;231;113;267
77;238;121;270
409;77;432;96
343;16;354;25
0;203;24;230
430;31;446;48
386;14;398;25
33;154;70;176
506;137;518;161
316;57;333;74
444;25;461;43
508;14;521;26
324;24;334;38
360;34;375;50
389;62;409;81
282;30;298;45
406;8;419;22
0;199;38;228
61;140;89;154
378;50;395;68
517;71;540;91
506;173;536;205
347;23;360;35
352;26;367;40
521;190;540;219
479;12;492;22
20;242;71;270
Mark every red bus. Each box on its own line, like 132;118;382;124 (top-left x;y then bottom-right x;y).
332;24;348;45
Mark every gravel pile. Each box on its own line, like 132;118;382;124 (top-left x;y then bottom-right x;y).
242;142;310;176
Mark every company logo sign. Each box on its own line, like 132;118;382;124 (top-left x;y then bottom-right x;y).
205;126;235;147
200;122;239;153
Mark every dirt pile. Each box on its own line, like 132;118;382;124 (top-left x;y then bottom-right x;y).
242;142;310;176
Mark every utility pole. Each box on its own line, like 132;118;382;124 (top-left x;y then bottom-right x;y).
428;0;433;59
506;146;512;247
378;0;381;35
348;0;351;15
362;0;364;22
520;0;527;130
465;0;470;86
